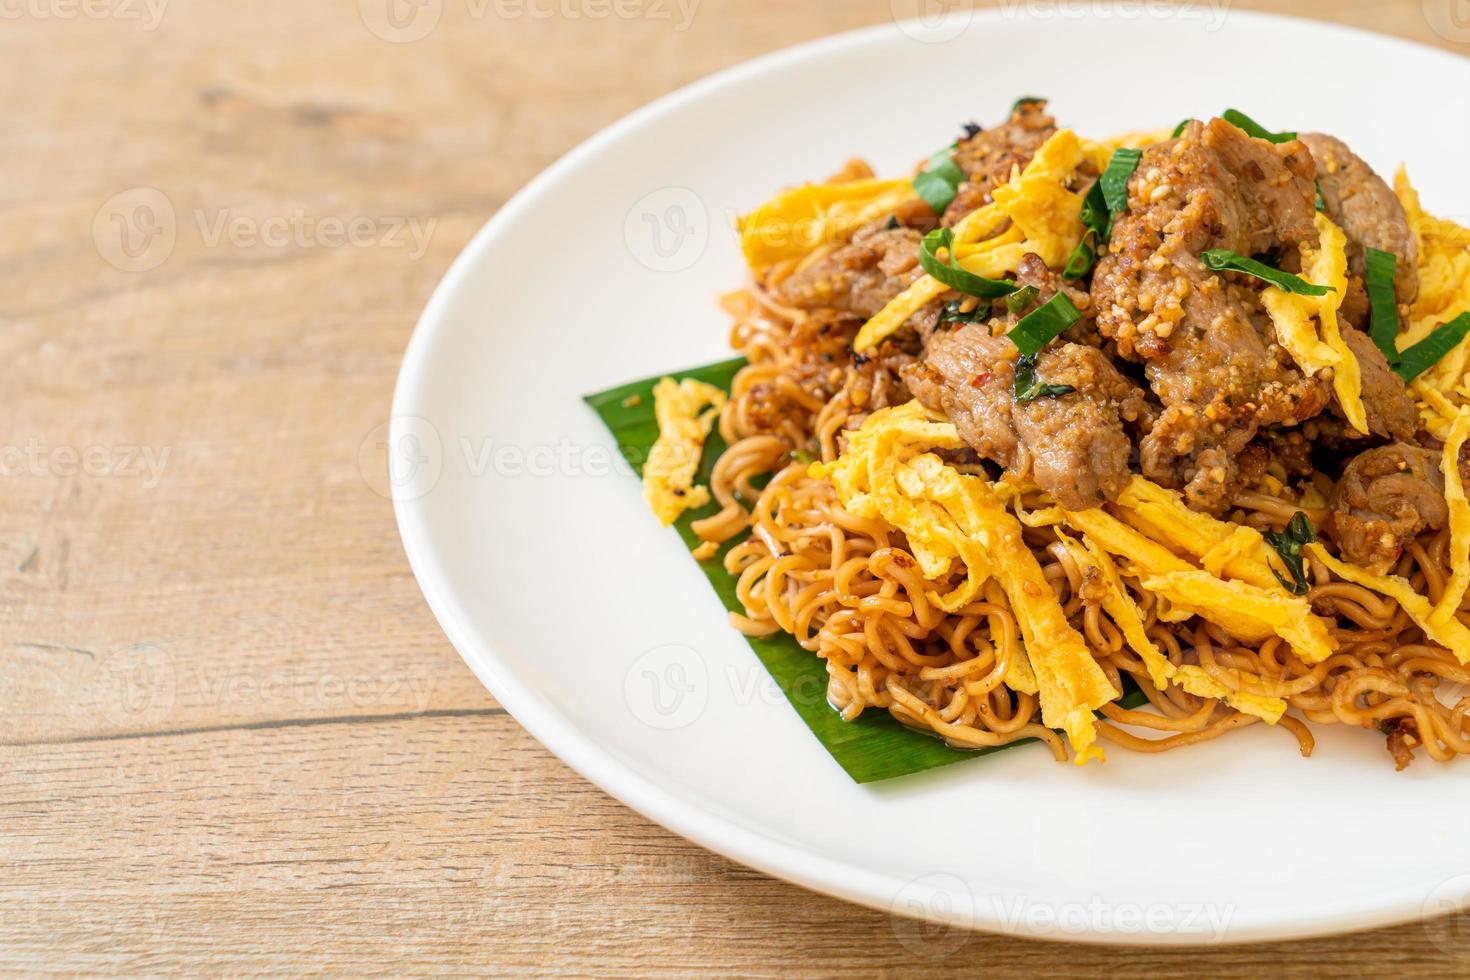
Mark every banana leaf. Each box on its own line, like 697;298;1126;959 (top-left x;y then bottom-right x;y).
585;357;1140;782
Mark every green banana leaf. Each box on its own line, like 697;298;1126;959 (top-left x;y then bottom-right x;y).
584;357;1139;782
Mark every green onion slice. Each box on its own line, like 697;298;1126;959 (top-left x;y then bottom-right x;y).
1394;313;1470;383
912;144;965;214
1222;109;1297;144
1066;147;1144;281
1062;234;1096;280
1170;119;1189;138
1100;147;1142;217
1263;511;1316;596
919;227;1020;300
1005;285;1039;315
1008;292;1081;356
1314;181;1326;213
1365;248;1401;365
1013;353;1077;403
1079;180;1108;238
1011;95;1047;113
1200;249;1333;296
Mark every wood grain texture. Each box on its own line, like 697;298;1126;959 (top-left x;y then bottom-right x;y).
2;0;1467;973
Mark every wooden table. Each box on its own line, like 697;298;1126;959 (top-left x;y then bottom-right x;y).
4;0;1467;973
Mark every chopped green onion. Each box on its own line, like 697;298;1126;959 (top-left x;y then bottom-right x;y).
1170;119;1189;138
1314;181;1326;213
1394;313;1470;383
918;227;1020;300
789;448;815;465
1013;353;1076;403
938;299;988;326
1079;180;1108;238
1200;249;1333;296
1064;147;1144;281
1011;95;1047;113
1221;109;1296;144
1100;147;1142;217
912;144;965;214
1005;285;1039;315
1007;292;1081;356
1062;233;1096;280
1365;248;1401;365
1263;511;1316;596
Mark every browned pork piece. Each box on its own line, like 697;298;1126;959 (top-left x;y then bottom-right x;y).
941;100;1058;226
1092;117;1330;512
1329;443;1450;568
777;226;922;319
1300;132;1419;307
780;102;1061;320
903;324;1149;509
1339;326;1418;441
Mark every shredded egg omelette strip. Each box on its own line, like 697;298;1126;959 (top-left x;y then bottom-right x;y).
642;377;726;525
738;178;917;272
1431;408;1470;627
1060;503;1336;663
1308;543;1470;665
853;130;1093;353
1057;534;1286;724
1114;477;1282;591
1261;212;1366;434
1394;169;1470;436
1397;170;1470;386
817;402;1117;763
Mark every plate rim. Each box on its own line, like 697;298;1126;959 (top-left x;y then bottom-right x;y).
392;9;1470;945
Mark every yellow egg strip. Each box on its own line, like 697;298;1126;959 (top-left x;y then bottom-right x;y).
1056;535;1286;723
738;178;917;272
820;403;1117;763
1261;213;1366;434
642;377;726;526
1140;570;1326;658
1394;168;1470;397
1114;477;1282;591
853;130;1091;353
1413;381;1461;441
1308;544;1470;665
1431;408;1470;627
1060;503;1335;663
1171;667;1286;725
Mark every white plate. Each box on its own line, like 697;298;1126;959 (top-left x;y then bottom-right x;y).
392;10;1470;945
